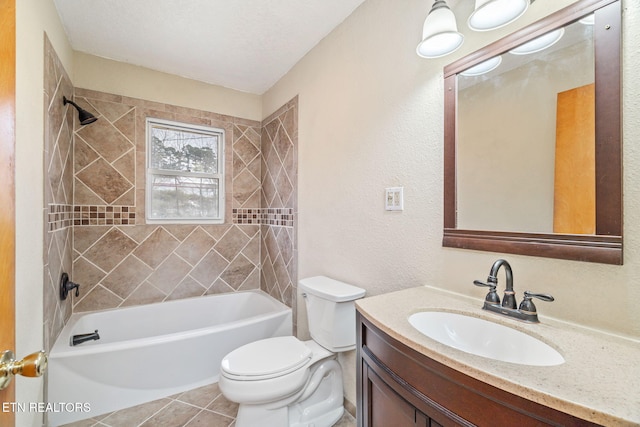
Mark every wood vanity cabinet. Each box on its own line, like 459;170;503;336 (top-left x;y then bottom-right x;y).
356;311;601;427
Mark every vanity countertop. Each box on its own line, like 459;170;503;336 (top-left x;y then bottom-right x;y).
356;286;640;426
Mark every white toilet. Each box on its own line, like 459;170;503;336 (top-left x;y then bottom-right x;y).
219;276;366;427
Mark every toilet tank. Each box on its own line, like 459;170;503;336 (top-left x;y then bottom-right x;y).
299;276;366;352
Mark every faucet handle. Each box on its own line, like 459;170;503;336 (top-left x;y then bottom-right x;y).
473;280;500;304
519;291;554;313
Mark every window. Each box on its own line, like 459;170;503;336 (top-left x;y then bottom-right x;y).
146;118;224;223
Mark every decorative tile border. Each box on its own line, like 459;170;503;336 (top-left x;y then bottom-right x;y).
73;205;136;226
48;204;136;230
233;208;294;227
47;204;74;232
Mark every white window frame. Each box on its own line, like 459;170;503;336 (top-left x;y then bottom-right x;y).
145;118;225;224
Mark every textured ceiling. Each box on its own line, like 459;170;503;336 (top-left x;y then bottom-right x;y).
53;0;366;94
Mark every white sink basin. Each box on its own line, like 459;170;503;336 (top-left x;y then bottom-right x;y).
408;311;564;366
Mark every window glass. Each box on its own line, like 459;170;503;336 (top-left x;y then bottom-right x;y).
146;119;224;223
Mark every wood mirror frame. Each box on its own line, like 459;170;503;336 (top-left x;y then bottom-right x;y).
443;0;622;264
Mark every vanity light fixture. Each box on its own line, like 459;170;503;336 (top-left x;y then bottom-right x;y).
62;96;98;126
416;0;464;59
417;0;537;59
468;0;530;32
460;55;502;77
509;27;565;55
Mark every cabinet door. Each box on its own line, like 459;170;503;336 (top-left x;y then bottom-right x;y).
364;364;426;427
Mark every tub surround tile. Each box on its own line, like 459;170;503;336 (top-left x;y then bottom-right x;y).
175;227;217;265
83;228;138;272
43;35;75;352
101;255;153;299
214;227;250;262
147;254;193;294
166;276;207;301
133;227;180;269
45;84;297;321
76;157;133;204
121;281;166;307
189;250;230;287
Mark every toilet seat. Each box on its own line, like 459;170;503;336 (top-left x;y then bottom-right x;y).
221;336;312;381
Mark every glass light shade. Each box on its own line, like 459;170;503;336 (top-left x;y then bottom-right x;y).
460;55;502;77
509;27;565;55
468;0;529;32
416;1;464;59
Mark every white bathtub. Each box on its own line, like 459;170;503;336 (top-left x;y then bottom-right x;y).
47;290;291;426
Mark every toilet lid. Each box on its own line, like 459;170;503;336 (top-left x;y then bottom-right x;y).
221;336;312;378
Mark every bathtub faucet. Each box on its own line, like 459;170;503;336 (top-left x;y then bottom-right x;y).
71;330;100;346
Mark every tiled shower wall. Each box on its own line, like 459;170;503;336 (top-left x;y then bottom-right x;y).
69;88;264;312
260;99;298;328
43;35;74;351
43;37;298;345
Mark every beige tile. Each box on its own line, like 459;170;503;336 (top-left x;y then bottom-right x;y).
74;179;108;205
139;400;201;427
113;109;136;143
185;410;234;427
76;158;133;204
232;169;260;208
206;393;239;418
189;250;229;287
166;276;206;301
220;255;256;290
102;255;153;299
59;417;100;427
101;398;171;427
205;279;235;295
112;149;135;184
237;267;260;291
233;134;260;166
72;256;106;291
163;225;199;241
121;281;167;307
88;98;134;124
147;254;193;294
214;227;250;262
74;284;122;312
133;227;180;269
83;228;138;272
175;227;216;266
176;383;220;408
76;118;134;163
74;137;100;172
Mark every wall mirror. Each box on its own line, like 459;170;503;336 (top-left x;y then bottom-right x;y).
443;0;621;264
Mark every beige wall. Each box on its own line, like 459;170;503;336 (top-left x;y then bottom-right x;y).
262;0;640;404
73;53;263;122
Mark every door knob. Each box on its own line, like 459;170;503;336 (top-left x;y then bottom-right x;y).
0;350;47;390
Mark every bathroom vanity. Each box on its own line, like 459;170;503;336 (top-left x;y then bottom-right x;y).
355;287;640;427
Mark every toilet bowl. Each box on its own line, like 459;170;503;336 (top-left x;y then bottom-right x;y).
219;276;365;427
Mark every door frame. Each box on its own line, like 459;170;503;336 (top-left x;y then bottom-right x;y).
0;0;17;425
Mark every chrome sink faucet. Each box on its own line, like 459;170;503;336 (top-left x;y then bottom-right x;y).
473;259;554;323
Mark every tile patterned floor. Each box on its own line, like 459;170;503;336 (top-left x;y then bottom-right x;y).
59;382;356;427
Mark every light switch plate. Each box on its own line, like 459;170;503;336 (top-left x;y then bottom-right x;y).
385;187;404;211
